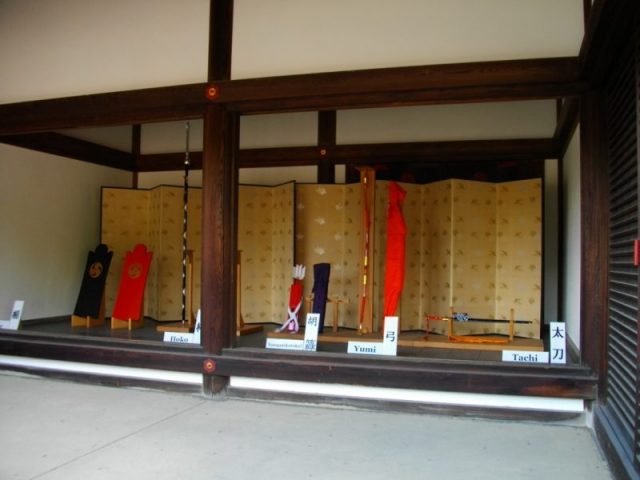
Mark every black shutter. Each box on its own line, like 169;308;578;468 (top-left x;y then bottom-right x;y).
605;34;640;464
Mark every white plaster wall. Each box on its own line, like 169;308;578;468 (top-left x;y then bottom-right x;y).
240;113;318;149
562;127;581;349
0;144;131;319
1;1;582;103
233;0;583;78
0;0;209;103
337;101;557;144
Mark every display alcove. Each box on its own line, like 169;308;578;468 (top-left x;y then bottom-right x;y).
57;173;543;356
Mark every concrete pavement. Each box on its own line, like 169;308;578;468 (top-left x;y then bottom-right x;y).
0;372;612;480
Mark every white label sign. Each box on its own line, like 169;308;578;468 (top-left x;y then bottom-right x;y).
163;310;201;344
347;341;382;355
265;338;304;350
549;322;567;364
163;332;194;343
348;316;398;357
502;350;550;363
0;300;24;330
303;313;320;351
382;316;399;356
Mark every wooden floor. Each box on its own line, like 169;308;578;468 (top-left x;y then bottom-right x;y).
20;317;167;342
19;318;566;364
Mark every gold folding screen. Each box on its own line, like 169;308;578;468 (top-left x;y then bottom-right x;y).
101;179;540;337
102;186;203;322
237;183;294;324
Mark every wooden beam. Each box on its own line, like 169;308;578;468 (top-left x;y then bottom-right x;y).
0;83;208;135
0;132;133;170
0;57;584;135
580;0;640;86
330;138;558;164
137;152;204;171
317;111;337;183
136;138;558;171
206;57;584;113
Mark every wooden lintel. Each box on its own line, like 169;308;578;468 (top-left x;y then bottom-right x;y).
0;57;584;136
136;152;204;172
0;132;134;170
329;138;559;164
207;57;584;113
0;83;208;136
229;82;587;114
136;138;557;172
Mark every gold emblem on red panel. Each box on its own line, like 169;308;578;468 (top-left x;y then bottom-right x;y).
128;263;142;279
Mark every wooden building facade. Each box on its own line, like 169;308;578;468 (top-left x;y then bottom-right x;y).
0;1;639;477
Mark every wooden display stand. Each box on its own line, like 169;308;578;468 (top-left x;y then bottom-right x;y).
417;307;541;351
304;294;348;333
71;295;106;328
111;244;152;330
111;304;145;331
236;250;263;336
358;167;376;335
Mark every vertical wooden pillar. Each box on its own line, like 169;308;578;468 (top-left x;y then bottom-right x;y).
202;0;235;394
579;89;609;392
131;124;141;188
317;111;336;184
202;106;238;350
209;0;233;81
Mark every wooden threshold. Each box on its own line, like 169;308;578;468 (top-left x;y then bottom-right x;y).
215;347;596;400
0;329;596;400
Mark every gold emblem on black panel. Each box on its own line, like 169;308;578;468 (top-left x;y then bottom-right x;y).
88;262;103;278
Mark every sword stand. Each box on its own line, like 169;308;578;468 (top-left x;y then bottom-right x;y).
236;250;263;336
157;250;197;333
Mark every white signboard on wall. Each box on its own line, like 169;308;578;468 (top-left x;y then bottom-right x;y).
0;300;24;330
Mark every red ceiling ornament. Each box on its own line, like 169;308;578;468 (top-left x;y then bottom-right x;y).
205;85;219;100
